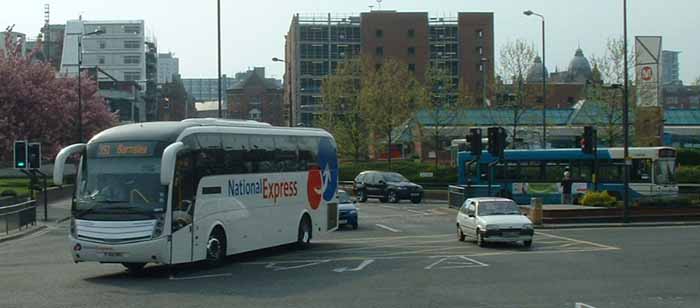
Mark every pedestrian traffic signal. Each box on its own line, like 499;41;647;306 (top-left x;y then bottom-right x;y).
581;126;596;154
14;140;28;169
487;127;506;158
28;143;41;169
467;128;482;156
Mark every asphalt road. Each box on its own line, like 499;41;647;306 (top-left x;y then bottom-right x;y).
1;199;699;308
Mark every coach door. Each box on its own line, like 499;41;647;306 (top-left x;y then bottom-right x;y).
170;152;196;264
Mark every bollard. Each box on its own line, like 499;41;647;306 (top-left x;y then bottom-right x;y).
530;197;543;225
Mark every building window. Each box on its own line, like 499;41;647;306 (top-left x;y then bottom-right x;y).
124;72;141;81
408;47;415;56
408;29;415;38
476;29;484;38
123;25;141;34
376;46;383;57
478;64;484;72
408;64;416;72
477;47;483;55
376;29;383;38
98;56;105;65
124;55;140;64
124;40;140;49
99;41;106;49
248;108;262;121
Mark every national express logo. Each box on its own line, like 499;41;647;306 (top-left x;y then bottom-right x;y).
307;138;338;210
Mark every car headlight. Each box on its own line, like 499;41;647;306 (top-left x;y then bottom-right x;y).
399;186;408;190
485;224;500;230
522;223;534;229
349;210;357;215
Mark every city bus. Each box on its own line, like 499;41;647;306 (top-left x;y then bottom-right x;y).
53;118;339;271
454;146;678;204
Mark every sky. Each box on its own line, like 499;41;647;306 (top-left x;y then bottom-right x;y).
4;0;699;84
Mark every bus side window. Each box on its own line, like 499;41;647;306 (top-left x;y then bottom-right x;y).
275;135;299;172
222;134;251;174
249;135;275;173
172;152;195;231
298;136;319;171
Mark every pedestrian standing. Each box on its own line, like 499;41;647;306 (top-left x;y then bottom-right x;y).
561;170;573;204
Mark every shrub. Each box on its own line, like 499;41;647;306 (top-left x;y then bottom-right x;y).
580;191;618;207
677;148;700;167
677;165;700;184
635;196;699;208
0;190;17;197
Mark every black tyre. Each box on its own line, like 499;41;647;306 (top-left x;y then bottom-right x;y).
379;196;388;203
388;191;399;203
122;262;146;273
411;197;422;204
206;229;227;266
476;231;486;247
457;225;465;242
357;190;368;202
297;216;312;249
352;223;358;230
524;240;533;248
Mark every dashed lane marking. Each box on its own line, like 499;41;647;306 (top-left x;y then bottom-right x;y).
375;224;401;233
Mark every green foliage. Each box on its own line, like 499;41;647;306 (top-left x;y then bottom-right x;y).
677;148;700;166
580;191;618;207
636;196;700;208
340;161;458;185
677;165;700;184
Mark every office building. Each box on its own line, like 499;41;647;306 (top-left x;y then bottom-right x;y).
284;11;494;127
158;52;179;84
227;67;284;126
662;50;681;85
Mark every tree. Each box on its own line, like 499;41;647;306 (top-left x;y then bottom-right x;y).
319;59;369;162
497;39;537;148
361;58;422;169
160;75;192;121
694;76;700;86
418;67;468;169
0;27;116;161
588;36;637;146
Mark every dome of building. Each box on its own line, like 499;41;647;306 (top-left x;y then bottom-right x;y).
566;48;593;83
526;56;548;83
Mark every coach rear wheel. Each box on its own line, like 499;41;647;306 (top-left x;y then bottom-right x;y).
297;216;312;249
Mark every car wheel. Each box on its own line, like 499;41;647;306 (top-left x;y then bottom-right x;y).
411;197;422;204
476;230;486;247
523;240;533;248
457;225;465;242
357;190;368;202
122;262;146;273
352;223;358;230
206;228;227;267
379;195;388;203
296;216;312;249
388;191;399;203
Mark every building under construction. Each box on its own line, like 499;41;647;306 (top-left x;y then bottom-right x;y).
284;10;494;127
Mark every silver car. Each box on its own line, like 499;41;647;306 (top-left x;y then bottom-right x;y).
456;197;534;247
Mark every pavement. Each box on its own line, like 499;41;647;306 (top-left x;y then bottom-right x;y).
1;199;700;308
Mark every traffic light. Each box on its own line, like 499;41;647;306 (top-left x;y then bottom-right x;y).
467;128;482;156
487;127;506;158
581;126;596;154
14;140;27;169
28;143;41;169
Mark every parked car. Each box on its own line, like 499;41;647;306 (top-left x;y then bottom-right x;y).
353;171;423;204
455;197;534;247
337;190;358;229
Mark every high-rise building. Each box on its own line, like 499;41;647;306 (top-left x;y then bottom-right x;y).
662;50;681;85
227;67;284;126
0;31;27;56
41;24;65;70
158;52;179;84
284;11;494;127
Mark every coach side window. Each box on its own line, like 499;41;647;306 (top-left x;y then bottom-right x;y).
194;133;224;180
298;136;319;171
250;135;275;173
222;134;252;174
275;135;299;172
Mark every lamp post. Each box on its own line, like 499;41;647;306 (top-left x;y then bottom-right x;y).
622;0;631;223
71;28;105;143
217;0;223;118
272;57;293;127
524;10;547;148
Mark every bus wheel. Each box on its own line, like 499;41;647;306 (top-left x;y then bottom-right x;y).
297;216;312;249
122;262;146;273
206;228;227;266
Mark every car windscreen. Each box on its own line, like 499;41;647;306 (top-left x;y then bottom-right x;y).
383;172;408;182
477;201;520;216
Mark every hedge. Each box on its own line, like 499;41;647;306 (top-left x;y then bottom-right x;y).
677;165;700;184
677;148;700;166
339;161;458;185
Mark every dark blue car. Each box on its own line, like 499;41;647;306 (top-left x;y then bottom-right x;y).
337;190;358;230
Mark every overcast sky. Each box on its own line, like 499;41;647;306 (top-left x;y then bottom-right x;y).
4;0;699;83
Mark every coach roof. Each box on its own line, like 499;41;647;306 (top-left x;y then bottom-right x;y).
89;121;199;144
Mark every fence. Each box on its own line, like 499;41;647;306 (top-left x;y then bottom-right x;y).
0;200;37;235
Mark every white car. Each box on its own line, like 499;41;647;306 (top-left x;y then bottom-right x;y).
456;197;534;247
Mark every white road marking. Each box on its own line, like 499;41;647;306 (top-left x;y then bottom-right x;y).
169;273;232;281
265;260;330;271
425;256;488;270
575;303;597;308
375;224;401;233
333;259;375;272
537;231;620;250
407;209;429;215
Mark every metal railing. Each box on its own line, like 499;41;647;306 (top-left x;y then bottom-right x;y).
0;200;37;235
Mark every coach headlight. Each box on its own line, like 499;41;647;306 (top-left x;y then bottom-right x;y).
152;213;165;239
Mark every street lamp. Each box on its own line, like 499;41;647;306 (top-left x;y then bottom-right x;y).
524;10;547;149
72;28;105;143
622;0;631;223
217;0;223;118
272;57;293;127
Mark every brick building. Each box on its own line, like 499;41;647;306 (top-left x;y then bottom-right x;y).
226;67;284;126
284;11;495;127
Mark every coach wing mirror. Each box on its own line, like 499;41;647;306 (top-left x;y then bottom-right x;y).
53;143;86;185
161;142;185;186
